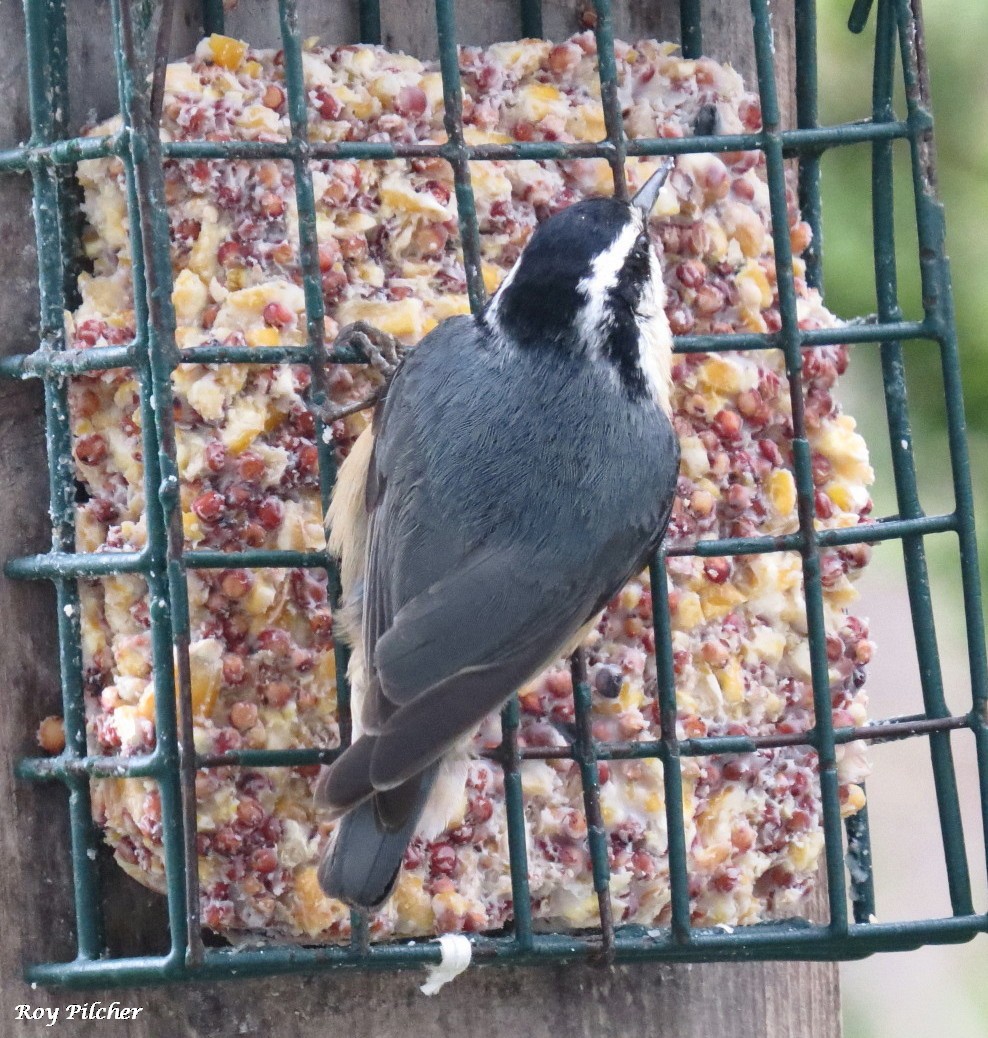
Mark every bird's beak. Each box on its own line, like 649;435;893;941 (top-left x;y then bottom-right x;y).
632;158;674;215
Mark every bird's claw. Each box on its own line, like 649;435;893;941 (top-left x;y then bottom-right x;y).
336;321;407;381
317;322;410;425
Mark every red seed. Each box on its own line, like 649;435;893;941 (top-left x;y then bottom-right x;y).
712;409;743;442
262;301;294;328
258;628;292;656
223;655;247;686
262;83;285;110
318;240;341;271
75;434;108;465
411;224;448;258
811;453;832;485
470;795;494;824
37;715;65;754
175;218;202;241
250;847;278;873
298;443;319;474
321;270;348;305
226;482;252;509
826;634;844;662
257;497;284;530
547;43;581;75
73;387;101;419
212;827;243;855
668;308;695;335
545;670;573;698
261;681;292;707
192;490;225;523
676;260;705;289
739;97;762;131
237;451;265;482
429;843;457;875
213;727;242;754
395;85;427;118
310;610;333;643
205;440;227;472
220;569;252;600
814;490;834;519
244;522;266;547
217;240;245;266
338;234;368;261
758;438;784;466
703;558;730;584
259;191;285;219
737;389;764;419
313;87;341;121
697;284;728;319
236;796;265;828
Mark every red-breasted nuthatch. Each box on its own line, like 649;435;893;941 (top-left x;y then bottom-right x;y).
315;162;680;908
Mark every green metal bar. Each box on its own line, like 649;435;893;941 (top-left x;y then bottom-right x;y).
649;554;692;941
184;548;325;570
0;133;125;172
845;791;877;923
274;0;360;943
6;511;958;587
571;651;615;962
0;116;916;174
19;708;976;781
5;549;148;580
590;0;628;200
750;0;849;933
871;0;973;917
196;747;341;769
499;697;534;949
23;913;988;989
679;0;703;59
358;0;382;45
22;0;105;964
0;343;136;378
666;511;959;559
795;0;823;289
165;118;912;162
111;0;203;968
519;0;542;39
892;0;988;900
0;317;942;385
200;0;225;35
848;0;876;34
17;751;164;781
433;0;487;311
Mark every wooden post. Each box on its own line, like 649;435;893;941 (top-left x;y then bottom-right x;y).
0;2;838;1035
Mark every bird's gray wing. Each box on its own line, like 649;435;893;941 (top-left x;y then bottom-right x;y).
328;314;678;800
366;537;628;789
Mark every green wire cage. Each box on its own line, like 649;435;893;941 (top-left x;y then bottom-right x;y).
2;0;986;988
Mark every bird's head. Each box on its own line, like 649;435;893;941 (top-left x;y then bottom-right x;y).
482;161;674;412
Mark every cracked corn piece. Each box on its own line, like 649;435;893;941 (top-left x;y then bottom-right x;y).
67;31;875;943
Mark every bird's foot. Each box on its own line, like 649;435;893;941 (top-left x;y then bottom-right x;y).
336;321;408;380
317;322;410;424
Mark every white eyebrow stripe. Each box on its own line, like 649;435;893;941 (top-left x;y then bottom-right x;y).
575;216;642;351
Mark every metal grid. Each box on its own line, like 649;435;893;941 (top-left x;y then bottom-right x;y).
2;0;986;987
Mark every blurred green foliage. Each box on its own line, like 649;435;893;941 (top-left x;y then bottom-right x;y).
816;6;988;1037
816;0;988;582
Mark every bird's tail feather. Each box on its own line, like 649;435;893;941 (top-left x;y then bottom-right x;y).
317;763;438;908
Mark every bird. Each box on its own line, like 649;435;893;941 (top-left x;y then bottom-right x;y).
314;161;681;909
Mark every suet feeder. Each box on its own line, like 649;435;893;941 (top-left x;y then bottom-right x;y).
1;0;986;990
